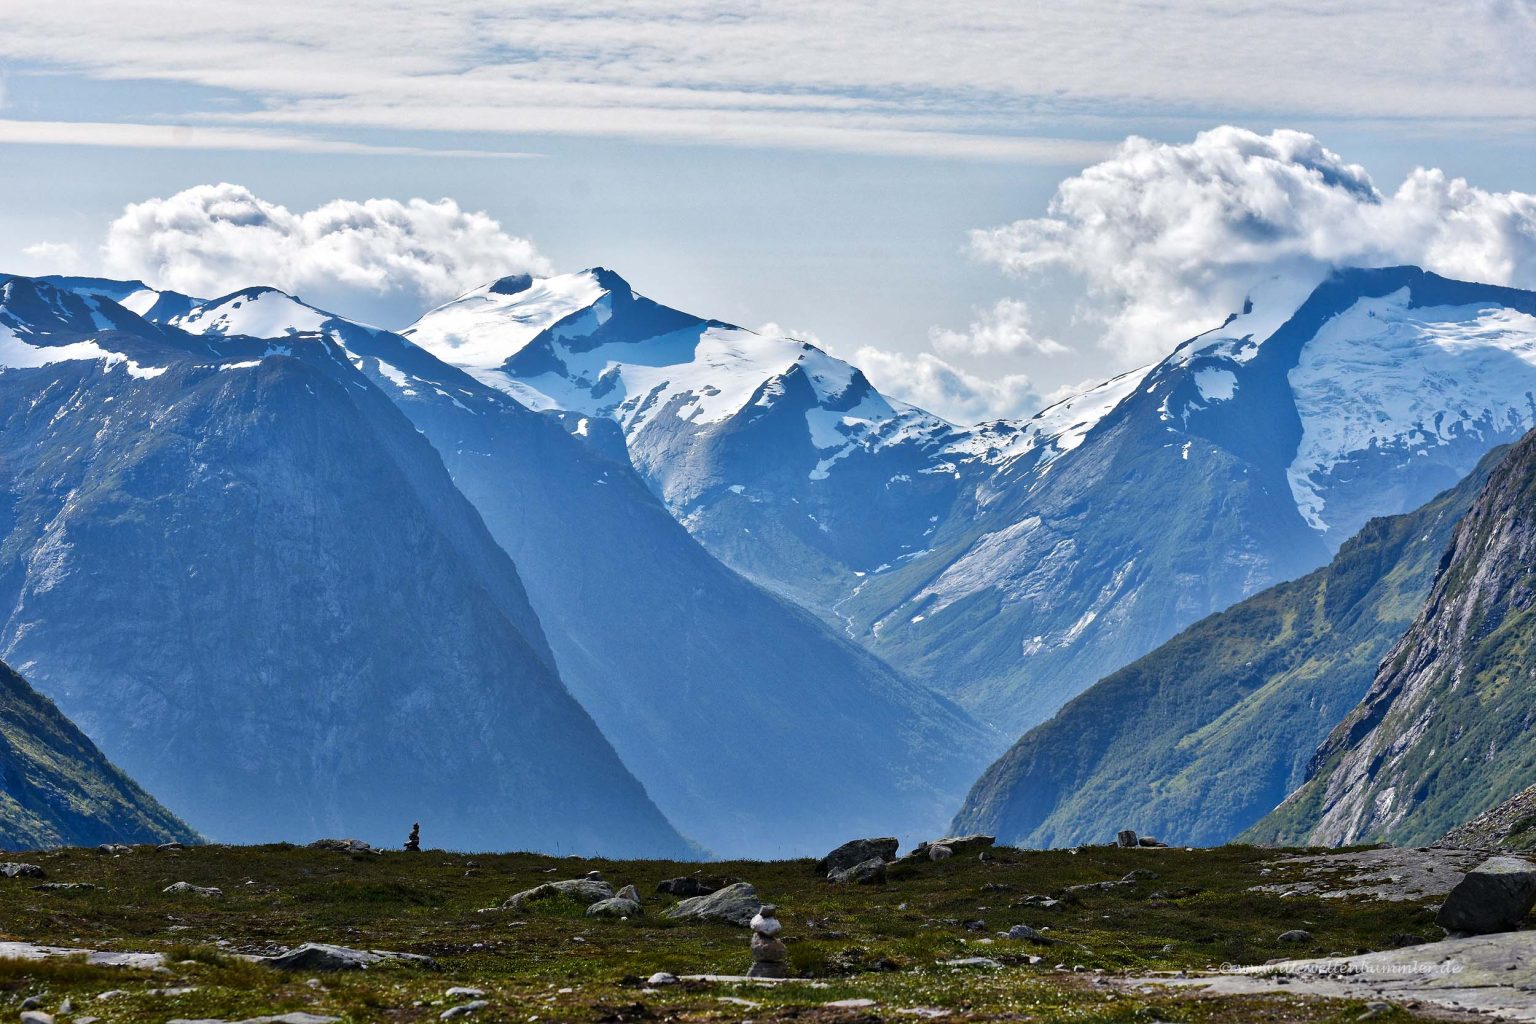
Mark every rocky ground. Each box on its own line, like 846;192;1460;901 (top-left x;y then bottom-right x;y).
0;839;1523;1023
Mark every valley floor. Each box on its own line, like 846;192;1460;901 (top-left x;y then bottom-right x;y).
0;842;1501;1023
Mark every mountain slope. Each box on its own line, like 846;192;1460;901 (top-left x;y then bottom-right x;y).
952;445;1503;848
153;283;992;858
409;268;1536;740
1;657;195;850
0;275;692;857
1251;426;1536;848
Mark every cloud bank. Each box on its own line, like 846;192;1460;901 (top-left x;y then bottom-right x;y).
930;298;1066;358
970;126;1536;360
101;184;550;323
852;346;1040;424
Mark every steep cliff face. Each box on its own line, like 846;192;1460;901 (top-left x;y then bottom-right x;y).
0;658;195;850
951;445;1500;848
1253;428;1536;847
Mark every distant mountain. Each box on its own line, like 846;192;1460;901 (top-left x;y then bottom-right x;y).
409;267;1536;738
951;444;1502;848
0;657;194;850
1252;426;1536;848
150;282;991;858
0;274;692;857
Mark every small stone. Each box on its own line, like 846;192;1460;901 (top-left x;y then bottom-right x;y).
1116;830;1138;848
750;905;783;936
585;869;604;880
1278;929;1312;942
646;972;678;986
446;987;486;999
440;1001;488;1020
20;996;41;1009
19;1012;53;1024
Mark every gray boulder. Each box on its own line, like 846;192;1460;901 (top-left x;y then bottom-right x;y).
814;838;899;875
1437;855;1536;935
656;876;729;897
163;881;223;897
1278;929;1313;943
663;881;761;926
1116;830;1138;848
307;838;377;855
1006;924;1052;944
586;896;642;918
928;844;953;862
828;857;886;884
0;862;46;879
264;943;435;972
928;834;995;857
503;878;614;911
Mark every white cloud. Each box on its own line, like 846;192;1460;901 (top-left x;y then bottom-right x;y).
930;298;1067;357
756;322;825;347
852;346;1040;424
19;241;81;274
970;126;1536;360
101;183;551;322
0;119;536;158
0;3;1530;160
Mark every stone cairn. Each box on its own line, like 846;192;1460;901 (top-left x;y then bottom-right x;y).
404;823;421;852
747;904;788;978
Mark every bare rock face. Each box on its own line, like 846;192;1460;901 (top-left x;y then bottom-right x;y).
1437;856;1536;935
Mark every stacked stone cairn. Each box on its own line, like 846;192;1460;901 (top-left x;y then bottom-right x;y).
747;904;788;978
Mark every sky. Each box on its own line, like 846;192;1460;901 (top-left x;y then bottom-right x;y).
1;1;1534;423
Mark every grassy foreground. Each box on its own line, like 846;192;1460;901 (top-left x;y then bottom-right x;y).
0;841;1451;1022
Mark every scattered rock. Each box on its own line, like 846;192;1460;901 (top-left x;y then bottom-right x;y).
157;842;186;852
307;838;377;854
1138;837;1168;848
815;838;899;875
164;881;223;897
616;884;640;902
941;957;1001;968
97;844;131;855
0;862;46;879
827;999;876;1008
586;896;642;918
1278;929;1313;943
440;1001;488;1020
21;996;42;1009
1006;924;1053;944
1437;855;1536;935
31;882;97;892
829;856;887;884
20;1012;54;1024
927;844;953;862
663;882;761;926
646;972;678;986
504;878;614;911
1116;830;1138;848
445;988;485;999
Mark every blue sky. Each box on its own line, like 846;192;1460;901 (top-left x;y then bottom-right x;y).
2;1;1534;421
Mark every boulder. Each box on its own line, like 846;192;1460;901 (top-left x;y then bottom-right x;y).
264;943;436;972
656;876;731;897
1436;855;1536;935
163;881;223;897
1278;929;1312;943
927;834;995;857
1006;924;1052;944
503;878;614;911
663;881;761;926
1138;837;1168;848
616;884;640;902
586;896;642;918
646;972;678;986
828;857;887;885
440;1001;488;1020
307;838;377;855
814;838;899;875
0;862;46;879
1116;830;1138;848
927;844;953;862
97;844;131;855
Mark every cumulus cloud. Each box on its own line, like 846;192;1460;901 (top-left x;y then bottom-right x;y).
930;298;1067;357
970;126;1536;360
852;346;1040;424
756;322;826;347
19;241;81;274
101;183;551;324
